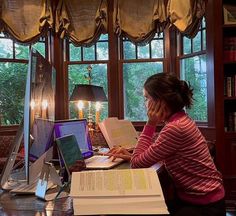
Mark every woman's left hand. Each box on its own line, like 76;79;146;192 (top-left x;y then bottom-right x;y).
105;146;132;161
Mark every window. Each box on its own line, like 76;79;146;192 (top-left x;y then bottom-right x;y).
67;34;109;121
178;18;207;122
121;34;164;121
0;34;46;125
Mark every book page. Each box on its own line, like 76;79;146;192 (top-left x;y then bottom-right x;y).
70;168;163;197
98;117;138;149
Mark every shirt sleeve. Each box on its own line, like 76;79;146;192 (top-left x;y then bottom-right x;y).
130;123;180;168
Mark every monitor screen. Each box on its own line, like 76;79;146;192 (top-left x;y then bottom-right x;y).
29;118;54;160
24;48;56;182
54;119;93;159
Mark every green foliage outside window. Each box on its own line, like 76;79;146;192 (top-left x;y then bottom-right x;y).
123;62;163;121
0;63;27;125
180;55;207;121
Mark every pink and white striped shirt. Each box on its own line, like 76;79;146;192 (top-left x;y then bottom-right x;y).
131;111;224;204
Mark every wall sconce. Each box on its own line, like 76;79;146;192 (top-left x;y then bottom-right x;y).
69;84;107;130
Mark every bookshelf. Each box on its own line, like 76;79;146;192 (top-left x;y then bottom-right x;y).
216;0;236;204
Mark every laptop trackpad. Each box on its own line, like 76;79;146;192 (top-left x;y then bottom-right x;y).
85;156;124;169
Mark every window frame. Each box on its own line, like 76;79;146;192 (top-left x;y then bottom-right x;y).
176;18;214;127
64;38;110;120
118;34;166;123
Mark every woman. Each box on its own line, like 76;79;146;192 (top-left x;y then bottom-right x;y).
107;73;225;216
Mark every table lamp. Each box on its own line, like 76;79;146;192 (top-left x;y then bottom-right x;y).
70;84;107;130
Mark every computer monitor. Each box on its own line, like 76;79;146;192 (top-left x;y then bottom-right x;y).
24;48;56;183
54;119;93;159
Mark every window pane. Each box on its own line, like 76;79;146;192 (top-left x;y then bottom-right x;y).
123;41;136;59
151;40;164;58
193;32;201;52
83;46;95;60
97;42;108;60
0;62;28;125
183;37;191;54
99;34;108;41
137;44;150;59
32;42;45;57
202;17;206;28
15;44;29;59
123;62;163;121
0;38;13;58
68;64;108;121
180;55;207;121
70;44;81;61
203;29;206;50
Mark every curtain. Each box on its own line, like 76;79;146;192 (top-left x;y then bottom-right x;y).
113;0;167;44
56;0;107;47
167;0;205;38
0;0;53;44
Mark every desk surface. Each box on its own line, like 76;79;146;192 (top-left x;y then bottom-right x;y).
0;189;73;215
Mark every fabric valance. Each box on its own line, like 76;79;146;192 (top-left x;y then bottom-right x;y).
0;0;205;45
0;0;53;44
55;0;107;47
167;0;205;38
113;0;167;44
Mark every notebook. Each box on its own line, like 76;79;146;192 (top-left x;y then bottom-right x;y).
54;119;124;169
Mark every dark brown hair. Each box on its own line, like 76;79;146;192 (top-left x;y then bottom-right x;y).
144;73;193;113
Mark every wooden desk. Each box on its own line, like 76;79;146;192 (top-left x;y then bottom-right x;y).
0;162;171;215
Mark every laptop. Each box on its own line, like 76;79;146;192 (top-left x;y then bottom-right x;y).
54;119;124;169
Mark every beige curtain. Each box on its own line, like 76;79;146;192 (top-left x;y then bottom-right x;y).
56;0;107;47
113;0;167;44
167;0;205;38
0;0;53;43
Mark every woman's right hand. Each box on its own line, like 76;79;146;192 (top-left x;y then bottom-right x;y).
105;146;132;161
147;100;167;126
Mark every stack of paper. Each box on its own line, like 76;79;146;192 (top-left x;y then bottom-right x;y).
98;117;138;149
70;168;169;215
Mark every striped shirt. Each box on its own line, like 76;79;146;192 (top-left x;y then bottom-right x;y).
131;110;224;204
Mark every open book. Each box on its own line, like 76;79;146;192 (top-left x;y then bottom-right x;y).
98;117;138;149
70;168;169;215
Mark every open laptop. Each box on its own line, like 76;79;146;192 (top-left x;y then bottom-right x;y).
54;119;124;169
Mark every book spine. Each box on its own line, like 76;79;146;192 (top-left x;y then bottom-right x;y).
224;37;236;62
226;76;232;97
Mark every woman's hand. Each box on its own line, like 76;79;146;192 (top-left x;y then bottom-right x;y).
105;146;132;161
147;100;168;126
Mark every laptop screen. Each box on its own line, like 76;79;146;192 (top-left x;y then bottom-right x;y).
54;119;93;159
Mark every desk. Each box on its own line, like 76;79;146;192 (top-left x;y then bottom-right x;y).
0;162;171;215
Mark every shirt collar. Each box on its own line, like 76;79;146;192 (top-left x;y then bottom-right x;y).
166;110;186;123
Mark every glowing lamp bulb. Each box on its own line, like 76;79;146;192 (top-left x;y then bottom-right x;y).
77;100;84;110
95;102;101;111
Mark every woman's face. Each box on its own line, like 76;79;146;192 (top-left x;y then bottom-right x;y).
143;89;153;108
